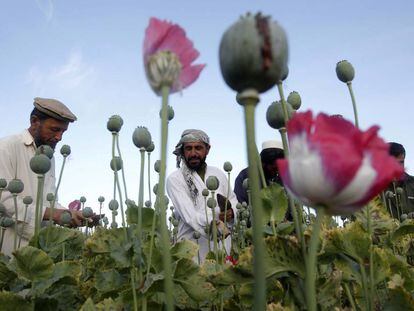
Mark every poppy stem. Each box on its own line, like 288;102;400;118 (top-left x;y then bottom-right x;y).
346;82;359;129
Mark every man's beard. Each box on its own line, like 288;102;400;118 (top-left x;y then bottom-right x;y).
33;130;57;149
185;155;207;171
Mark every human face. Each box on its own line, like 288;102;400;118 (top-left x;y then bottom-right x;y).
263;160;279;180
396;154;405;167
30;117;69;149
183;141;210;170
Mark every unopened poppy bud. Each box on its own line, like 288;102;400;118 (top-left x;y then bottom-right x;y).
36;145;54;159
109;199;119;211
206;176;219;191
98;196;105;203
60;211;72;225
0;179;7;189
401;213;408;221
396;187;404;195
30;154;51;175
22;196;33;206
60;145;71;157
236;203;242;210
385;191;395;199
160;105;175;121
1;216;15;227
110;157;123;171
146;141;155;153
266;101;294;129
240;220;247;227
82;207;94;218
202;189;209;197
46;193;55;202
103;217;109;225
223;161;233;172
172;219;179;227
336;60;355;83
154;160;161;173
207;197;217;209
107;115;124;133
193;231;201;239
7;179;24;194
145;200;152;208
132;126;152;149
287;91;302;110
80;196;87;203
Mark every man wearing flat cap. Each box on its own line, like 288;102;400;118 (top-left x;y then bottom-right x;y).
0;97;85;257
166;129;238;262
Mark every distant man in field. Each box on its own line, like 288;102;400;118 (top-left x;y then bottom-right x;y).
0;97;85;256
166;129;238;261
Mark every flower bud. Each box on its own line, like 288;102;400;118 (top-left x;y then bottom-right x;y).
111;222;118;229
396;187;404;195
401;213;408;221
107;115;124;133
146;141;155;153
266;101;294;129
36;145;54;159
82;207;94;218
193;231;201;239
336;60;355;83
80;196;87;203
132;126;152;149
46;193;55;202
202;189;209;197
172;219;179;227
154;160;161;173
206;176;219;191
110;157;123;171
0;179;7;189
103;217;109;225
287;91;301;110
7;179;24;194
98;196;105;203
22;196;33;205
109;199;119;211
242;202;248;208
60;211;72;225
236;203;242;210
385;191;395;199
145;200;152;208
240;220;247;227
223;161;233;172
30;154;51;175
160;105;175;121
1;216;15;227
207;197;217;209
60;145;71;157
219;13;289;93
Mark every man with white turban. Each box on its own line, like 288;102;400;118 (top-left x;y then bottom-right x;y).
166;129;238;262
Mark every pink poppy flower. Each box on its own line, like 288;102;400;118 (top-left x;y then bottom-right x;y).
68;200;81;211
277;111;404;215
225;255;238;266
143;17;205;95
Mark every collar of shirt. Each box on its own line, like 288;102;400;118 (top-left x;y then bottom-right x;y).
21;129;35;147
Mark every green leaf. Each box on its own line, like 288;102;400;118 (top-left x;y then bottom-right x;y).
384;287;414;311
391;222;414;242
261;184;288;224
95;269;125;294
170;240;198;260
0;261;17;289
0;291;32;311
126;207;156;231
80;297;96;311
174;258;199;280
13;246;54;281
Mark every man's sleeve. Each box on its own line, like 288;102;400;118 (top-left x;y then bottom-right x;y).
166;174;213;238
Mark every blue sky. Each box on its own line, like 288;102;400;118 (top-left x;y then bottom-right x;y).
1;1;414;214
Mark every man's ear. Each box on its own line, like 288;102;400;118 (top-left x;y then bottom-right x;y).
30;115;41;130
206;144;211;155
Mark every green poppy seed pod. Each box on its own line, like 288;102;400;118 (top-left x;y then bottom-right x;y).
108;199;119;211
103;217;109;225
154;160;161;173
401;213;408;221
160;105;175;121
145;200;152;208
236;203;242;210
385;191;395;199
1;216;15;227
0;203;5;214
132;126;152;149
111;222;118;229
153;183;159;195
82;207;94;218
193;231;201;239
242;210;250;219
336;60;355;83
240;220;247;227
30;154;51;175
242;178;249;191
396;187;404;195
223;161;233;172
125;199;136;207
242;202;248;208
202;189;210;197
60;211;72;225
207;197;217;209
107;115;124;133
206;176;219;191
287;91;302;110
36;145;54;159
0;179;7;189
46;193;55;202
146;141;155;153
172;219;179;227
110;156;123;171
98;196;105;203
60;144;71;157
80;196;87;203
219;12;289;93
7;179;24;194
23;196;33;205
266;101;294;129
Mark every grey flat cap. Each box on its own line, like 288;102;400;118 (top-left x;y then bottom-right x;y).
33;97;77;122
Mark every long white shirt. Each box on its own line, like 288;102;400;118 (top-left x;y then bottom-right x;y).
0;130;63;256
166;165;238;262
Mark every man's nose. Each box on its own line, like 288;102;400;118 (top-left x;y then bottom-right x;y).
55;132;64;141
